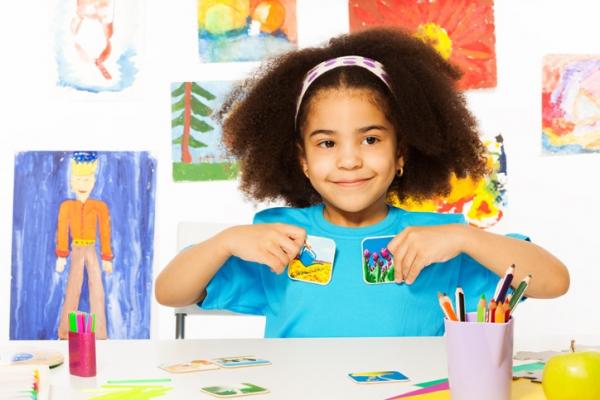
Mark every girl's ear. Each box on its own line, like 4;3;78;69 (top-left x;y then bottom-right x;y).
297;143;309;178
396;154;404;175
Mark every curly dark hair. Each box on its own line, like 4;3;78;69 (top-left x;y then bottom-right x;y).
216;27;488;208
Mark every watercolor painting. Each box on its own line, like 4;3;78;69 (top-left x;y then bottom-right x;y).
361;236;395;284
55;0;142;93
288;235;335;285
349;0;497;90
391;135;507;229
172;81;239;181
10;151;156;340
542;55;600;154
197;0;297;62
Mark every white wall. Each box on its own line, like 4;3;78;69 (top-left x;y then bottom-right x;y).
1;0;599;341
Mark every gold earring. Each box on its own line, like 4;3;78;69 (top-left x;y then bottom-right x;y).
396;167;403;177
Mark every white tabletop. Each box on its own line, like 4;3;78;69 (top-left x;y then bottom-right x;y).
3;335;587;399
6;338;450;400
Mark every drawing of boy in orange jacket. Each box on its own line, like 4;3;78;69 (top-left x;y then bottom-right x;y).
56;152;112;339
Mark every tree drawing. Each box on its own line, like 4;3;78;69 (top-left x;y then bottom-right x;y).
171;82;216;163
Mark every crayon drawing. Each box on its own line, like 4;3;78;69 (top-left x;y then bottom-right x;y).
198;0;297;62
349;0;497;90
10;151;156;340
391;135;507;229
55;0;142;93
542;55;600;154
172;81;239;181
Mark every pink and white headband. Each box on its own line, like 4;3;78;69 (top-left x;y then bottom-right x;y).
294;55;393;126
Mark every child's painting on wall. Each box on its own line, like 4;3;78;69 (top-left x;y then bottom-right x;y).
348;0;497;90
172;81;239;181
197;0;297;63
10;151;156;340
392;134;507;229
542;55;600;154
55;0;142;93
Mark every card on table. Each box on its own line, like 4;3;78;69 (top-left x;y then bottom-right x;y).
211;356;271;368
288;235;336;285
159;359;219;373
361;236;395;284
348;370;409;384
200;382;269;397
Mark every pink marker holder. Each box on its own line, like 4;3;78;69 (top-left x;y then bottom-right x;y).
68;331;97;377
444;312;513;400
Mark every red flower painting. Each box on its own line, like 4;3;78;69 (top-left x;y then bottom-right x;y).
349;0;497;90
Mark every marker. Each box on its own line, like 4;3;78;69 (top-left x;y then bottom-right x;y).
455;287;466;322
495;264;515;304
476;294;486;322
509;274;532;313
438;292;458;321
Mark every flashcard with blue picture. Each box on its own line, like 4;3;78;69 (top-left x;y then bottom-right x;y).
348;370;409;384
288;235;335;285
362;236;395;284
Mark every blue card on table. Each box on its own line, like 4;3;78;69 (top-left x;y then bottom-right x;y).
348;370;409;384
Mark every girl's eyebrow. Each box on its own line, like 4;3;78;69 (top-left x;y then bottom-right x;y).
308;124;388;138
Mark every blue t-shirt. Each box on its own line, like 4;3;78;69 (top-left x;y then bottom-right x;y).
201;204;524;338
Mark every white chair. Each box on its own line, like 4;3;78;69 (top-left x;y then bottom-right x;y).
174;221;265;339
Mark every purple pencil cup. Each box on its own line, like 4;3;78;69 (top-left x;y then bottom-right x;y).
68;331;97;377
444;312;513;400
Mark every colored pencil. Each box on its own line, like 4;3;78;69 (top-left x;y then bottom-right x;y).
438;292;458;321
494;264;515;303
476;294;486;322
509;274;532;312
455;287;466;322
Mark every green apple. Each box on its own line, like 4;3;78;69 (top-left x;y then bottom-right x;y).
542;349;600;400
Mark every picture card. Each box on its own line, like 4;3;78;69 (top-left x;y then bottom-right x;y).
159;359;219;373
348;370;409;384
200;382;269;398
288;235;335;285
211;356;271;368
362;236;395;284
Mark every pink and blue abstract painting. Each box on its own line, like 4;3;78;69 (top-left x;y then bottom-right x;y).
198;0;297;63
55;0;142;93
10;151;156;340
542;55;600;154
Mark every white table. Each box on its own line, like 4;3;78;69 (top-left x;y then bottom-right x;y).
6;338;449;399
3;336;584;399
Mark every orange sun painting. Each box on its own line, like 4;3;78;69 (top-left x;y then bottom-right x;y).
349;0;497;90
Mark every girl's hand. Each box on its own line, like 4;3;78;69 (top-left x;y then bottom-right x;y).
221;223;307;274
387;224;468;284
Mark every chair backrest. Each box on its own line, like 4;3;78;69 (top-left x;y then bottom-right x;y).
175;221;265;338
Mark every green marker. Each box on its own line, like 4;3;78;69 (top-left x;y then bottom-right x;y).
69;312;77;333
91;313;96;333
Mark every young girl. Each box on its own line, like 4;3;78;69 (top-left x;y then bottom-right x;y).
156;28;569;337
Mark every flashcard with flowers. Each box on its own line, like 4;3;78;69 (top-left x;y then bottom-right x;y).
361;236;395;284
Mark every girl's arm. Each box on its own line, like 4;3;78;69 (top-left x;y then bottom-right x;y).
390;224;569;298
459;225;569;298
155;223;306;307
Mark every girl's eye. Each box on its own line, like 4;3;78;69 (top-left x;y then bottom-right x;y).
363;136;379;145
318;140;335;148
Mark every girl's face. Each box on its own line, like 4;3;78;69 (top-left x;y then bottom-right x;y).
299;88;403;226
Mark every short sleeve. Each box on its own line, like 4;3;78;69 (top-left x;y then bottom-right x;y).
458;232;531;312
199;256;267;316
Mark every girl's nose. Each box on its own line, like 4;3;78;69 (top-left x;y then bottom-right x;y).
336;144;362;170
